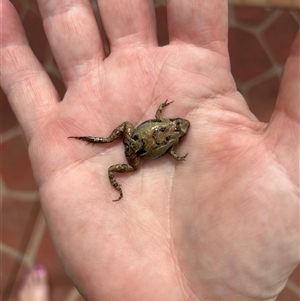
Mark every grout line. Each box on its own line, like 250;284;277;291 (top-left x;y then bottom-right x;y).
0;243;32;292
290;10;300;24
0;176;7;195
228;0;300;9
237;67;281;93
257;13;285;69
258;32;283;67
63;287;81;301
229;6;286;104
2;201;41;299
0;242;24;261
5;189;39;202
23;211;46;266
0;127;23;144
255;9;282;33
230;8;282;34
0;242;32;269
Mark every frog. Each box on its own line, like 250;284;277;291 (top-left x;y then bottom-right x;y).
69;100;190;201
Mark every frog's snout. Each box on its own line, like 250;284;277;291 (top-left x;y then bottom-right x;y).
181;119;190;135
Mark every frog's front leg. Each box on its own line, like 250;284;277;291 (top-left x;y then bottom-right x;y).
68;122;134;144
155;99;174;120
108;163;138;201
168;144;188;161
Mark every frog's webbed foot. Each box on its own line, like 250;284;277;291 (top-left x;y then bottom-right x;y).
155;99;174;120
168;148;188;161
108;164;137;201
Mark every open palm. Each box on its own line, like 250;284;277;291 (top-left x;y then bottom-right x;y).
1;1;299;300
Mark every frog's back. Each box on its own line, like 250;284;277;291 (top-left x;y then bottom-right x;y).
129;119;181;159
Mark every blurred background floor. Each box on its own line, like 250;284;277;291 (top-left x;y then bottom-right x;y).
1;1;299;300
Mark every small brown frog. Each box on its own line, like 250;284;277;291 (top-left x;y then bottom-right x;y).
69;100;190;201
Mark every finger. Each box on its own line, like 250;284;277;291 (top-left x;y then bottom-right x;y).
271;31;299;127
37;0;105;83
265;31;299;181
0;1;58;140
97;0;157;50
167;0;228;53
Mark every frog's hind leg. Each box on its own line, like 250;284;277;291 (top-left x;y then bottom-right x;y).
68;122;134;144
168;145;188;161
108;164;137;201
68;136;107;144
155;99;174;120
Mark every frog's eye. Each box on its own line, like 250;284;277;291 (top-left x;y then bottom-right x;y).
136;148;147;155
132;134;139;140
175;120;181;131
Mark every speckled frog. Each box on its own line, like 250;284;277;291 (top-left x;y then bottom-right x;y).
69;100;190;201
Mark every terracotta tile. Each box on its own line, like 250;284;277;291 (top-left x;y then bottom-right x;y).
156;5;169;46
233;6;273;25
23;9;50;64
248;76;279;122
264;11;299;65
1;255;27;301
9;265;45;301
1;196;39;249
1;136;38;191
36;229;74;301
229;28;272;81
1;253;16;300
7;295;18;301
0;90;19;133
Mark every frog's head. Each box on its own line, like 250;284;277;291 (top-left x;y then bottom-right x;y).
172;118;190;137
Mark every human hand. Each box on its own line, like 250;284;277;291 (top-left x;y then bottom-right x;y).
1;1;299;300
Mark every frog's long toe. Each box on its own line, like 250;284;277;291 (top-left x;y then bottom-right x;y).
112;191;123;202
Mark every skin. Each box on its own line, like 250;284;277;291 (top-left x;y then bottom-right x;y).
1;1;299;301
